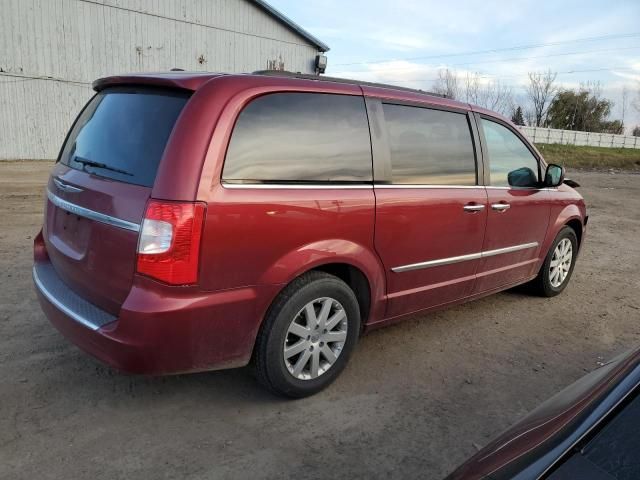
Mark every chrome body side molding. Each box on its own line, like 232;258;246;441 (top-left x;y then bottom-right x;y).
221;182;373;190
481;242;539;258
374;184;483;189
392;242;539;273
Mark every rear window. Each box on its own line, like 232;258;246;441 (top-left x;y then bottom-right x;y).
222;92;372;184
59;87;190;187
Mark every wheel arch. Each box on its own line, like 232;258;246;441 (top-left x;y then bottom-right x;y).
258;239;387;328
541;205;584;254
309;263;372;328
249;257;383;369
565;218;583;248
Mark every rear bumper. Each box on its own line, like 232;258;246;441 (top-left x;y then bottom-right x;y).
33;237;281;375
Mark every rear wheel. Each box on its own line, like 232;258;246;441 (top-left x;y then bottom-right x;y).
530;226;578;297
254;271;360;398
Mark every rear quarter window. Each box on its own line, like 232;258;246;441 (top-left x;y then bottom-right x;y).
59;87;190;187
222;92;372;184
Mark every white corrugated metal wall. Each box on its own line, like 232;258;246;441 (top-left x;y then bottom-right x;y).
519;126;640;149
0;0;322;159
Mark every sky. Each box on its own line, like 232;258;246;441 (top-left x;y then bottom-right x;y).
269;0;640;131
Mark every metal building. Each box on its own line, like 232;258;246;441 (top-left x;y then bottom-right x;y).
0;0;329;159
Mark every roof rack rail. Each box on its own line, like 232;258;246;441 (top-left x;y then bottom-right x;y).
252;70;447;98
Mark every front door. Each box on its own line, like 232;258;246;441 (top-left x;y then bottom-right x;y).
372;101;487;318
473;116;550;293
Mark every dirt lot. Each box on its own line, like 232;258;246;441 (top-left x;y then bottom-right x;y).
1;161;639;480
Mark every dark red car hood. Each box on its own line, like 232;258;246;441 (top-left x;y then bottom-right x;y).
447;346;640;480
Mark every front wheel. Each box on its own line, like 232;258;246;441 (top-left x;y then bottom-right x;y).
530;226;578;297
254;271;361;398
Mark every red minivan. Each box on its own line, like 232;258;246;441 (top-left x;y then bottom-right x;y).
33;71;587;397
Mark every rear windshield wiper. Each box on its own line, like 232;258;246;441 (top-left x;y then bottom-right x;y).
73;156;133;176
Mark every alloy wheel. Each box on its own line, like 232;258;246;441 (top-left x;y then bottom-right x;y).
283;297;348;380
549;238;573;288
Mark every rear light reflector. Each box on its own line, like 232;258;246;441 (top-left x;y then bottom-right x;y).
136;200;206;285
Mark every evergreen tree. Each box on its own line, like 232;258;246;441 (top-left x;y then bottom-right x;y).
511;106;525;126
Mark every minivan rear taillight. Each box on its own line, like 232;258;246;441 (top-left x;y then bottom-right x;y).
136;200;206;285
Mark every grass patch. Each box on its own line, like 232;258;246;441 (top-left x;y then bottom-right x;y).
534;143;640;170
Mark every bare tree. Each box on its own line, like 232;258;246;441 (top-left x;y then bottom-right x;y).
432;69;460;100
525;70;558;126
580;80;602;100
463;73;513;115
431;69;513;114
621;86;629;130
633;82;640;113
524;109;537;127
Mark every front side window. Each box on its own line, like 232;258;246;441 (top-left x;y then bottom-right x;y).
481;119;540;187
383;104;476;185
223;93;372;183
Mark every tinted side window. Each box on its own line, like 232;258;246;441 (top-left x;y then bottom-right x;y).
382;104;476;185
223;93;372;183
60;87;190;187
481;119;540;187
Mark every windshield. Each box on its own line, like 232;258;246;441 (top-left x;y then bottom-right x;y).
59;86;190;187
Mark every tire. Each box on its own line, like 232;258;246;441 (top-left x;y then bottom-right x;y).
529;226;578;297
254;271;361;398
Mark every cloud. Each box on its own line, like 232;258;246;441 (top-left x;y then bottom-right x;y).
332;61;442;91
271;0;640;129
365;32;444;52
611;71;640;83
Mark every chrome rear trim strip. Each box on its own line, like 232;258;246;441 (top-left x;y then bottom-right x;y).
391;242;539;273
47;190;140;232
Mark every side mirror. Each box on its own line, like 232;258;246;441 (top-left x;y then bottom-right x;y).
507;167;538;187
544;163;565;188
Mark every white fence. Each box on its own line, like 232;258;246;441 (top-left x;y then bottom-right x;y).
519;126;640;149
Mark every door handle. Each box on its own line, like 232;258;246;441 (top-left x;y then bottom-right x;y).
463;204;485;212
491;203;511;212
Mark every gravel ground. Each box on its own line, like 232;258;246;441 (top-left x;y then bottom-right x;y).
1;161;639;480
